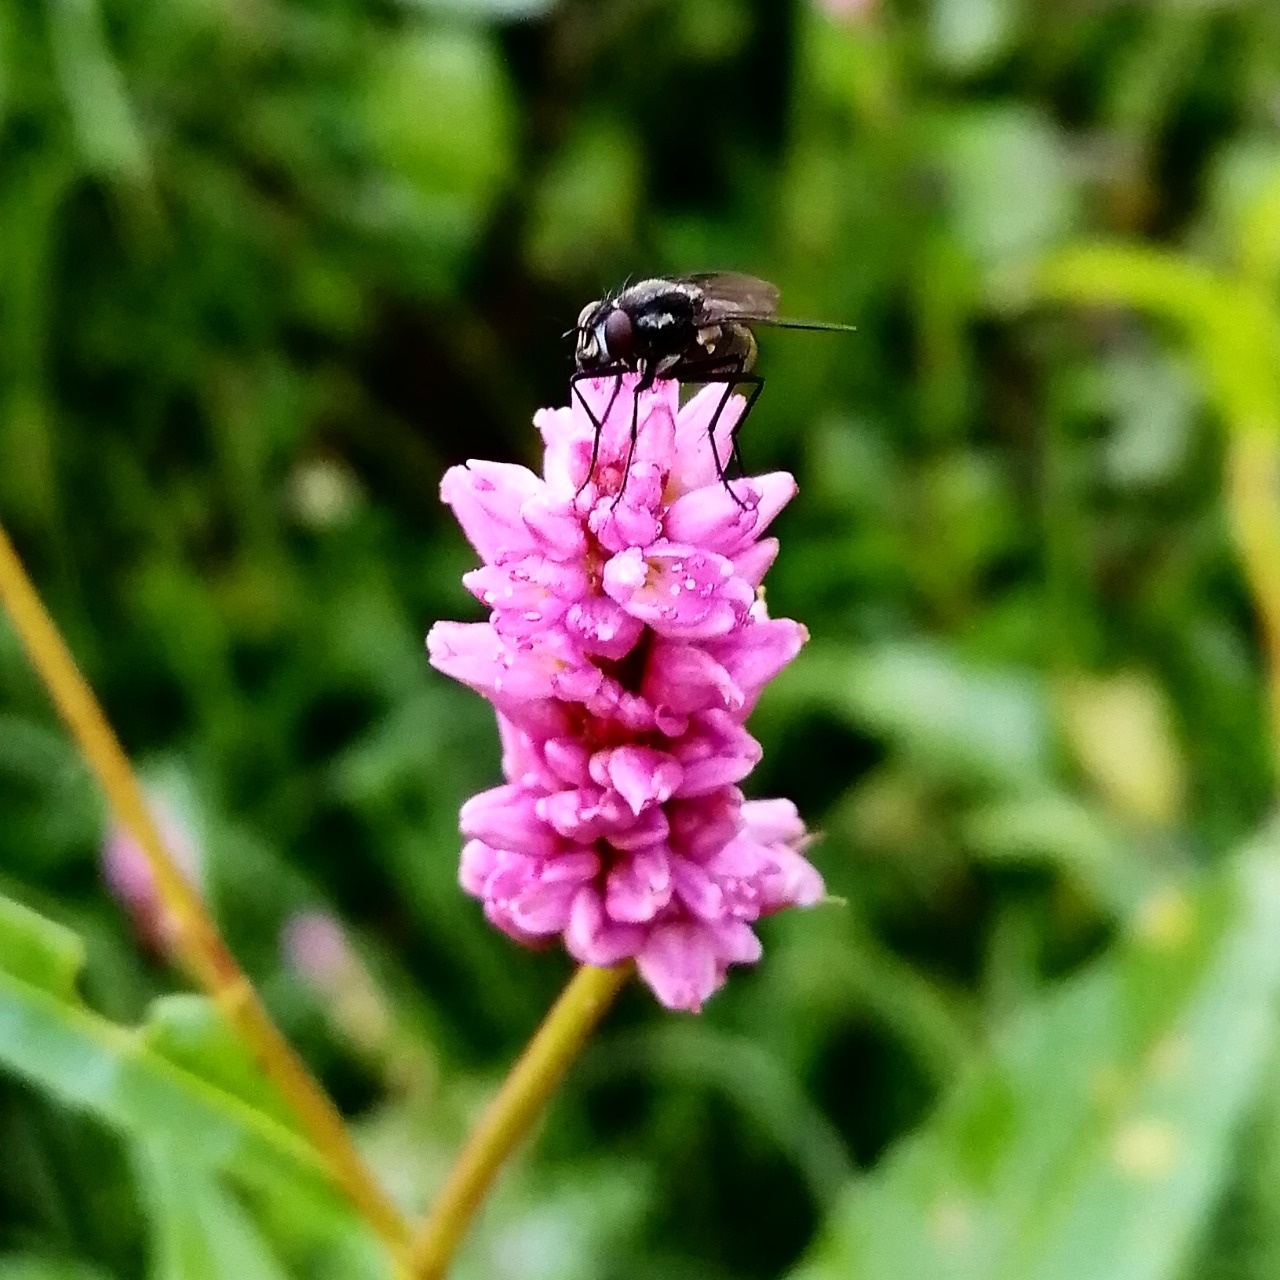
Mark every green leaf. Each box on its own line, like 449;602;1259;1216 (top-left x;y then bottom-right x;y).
45;0;151;183
775;641;1052;787
0;1258;113;1280
135;1141;292;1280
963;792;1155;917
141;995;297;1130
0;894;335;1204
413;0;561;18
0;892;84;1000
792;829;1280;1280
1024;242;1280;436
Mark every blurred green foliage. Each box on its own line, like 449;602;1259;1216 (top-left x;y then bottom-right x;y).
4;0;1280;1276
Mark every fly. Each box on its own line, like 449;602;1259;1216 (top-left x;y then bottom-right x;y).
570;272;855;502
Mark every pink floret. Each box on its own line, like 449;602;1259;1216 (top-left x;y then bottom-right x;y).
427;375;822;1011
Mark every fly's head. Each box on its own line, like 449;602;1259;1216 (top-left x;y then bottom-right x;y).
574;299;636;372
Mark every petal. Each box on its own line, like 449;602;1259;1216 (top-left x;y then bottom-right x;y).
637;922;722;1012
642;640;744;716
566;888;647;966
702;618;808;708
671;856;725;921
708;918;763;965
536;786;631;842
733;538;780;588
742;798;807;847
743;472;797;537
565;597;645;660
426;621;507;692
672;713;762;797
672;385;746;493
542;736;592;787
509;877;580;934
520;492;587;557
459;839;499;896
662;483;760;555
606;805;670;852
588;466;665;552
668;789;744;861
440;462;543;562
459;784;560;856
589;745;683;815
428;622;570;704
605;846;673;923
762;845;825;911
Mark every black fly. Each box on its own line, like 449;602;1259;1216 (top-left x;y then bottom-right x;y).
569;272;854;502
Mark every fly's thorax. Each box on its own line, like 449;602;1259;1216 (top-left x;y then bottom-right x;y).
630;291;699;362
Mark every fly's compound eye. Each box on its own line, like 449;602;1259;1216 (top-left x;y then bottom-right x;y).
602;307;634;359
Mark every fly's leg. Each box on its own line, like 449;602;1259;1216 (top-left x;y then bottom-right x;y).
725;373;763;482
611;366;649;510
694;360;758;510
571;369;625;498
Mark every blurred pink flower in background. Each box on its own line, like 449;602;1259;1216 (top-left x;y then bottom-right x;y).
101;801;202;957
282;909;353;993
282;910;400;1068
428;377;823;1011
815;0;878;21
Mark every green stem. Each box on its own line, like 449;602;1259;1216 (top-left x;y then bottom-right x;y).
409;963;631;1278
1225;427;1280;766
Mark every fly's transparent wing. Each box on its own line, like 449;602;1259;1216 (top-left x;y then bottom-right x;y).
681;272;782;323
680;272;856;332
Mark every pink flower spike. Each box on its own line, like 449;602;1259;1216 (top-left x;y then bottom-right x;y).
430;374;820;1010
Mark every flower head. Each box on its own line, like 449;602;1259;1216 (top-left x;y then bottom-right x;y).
428;376;822;1011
